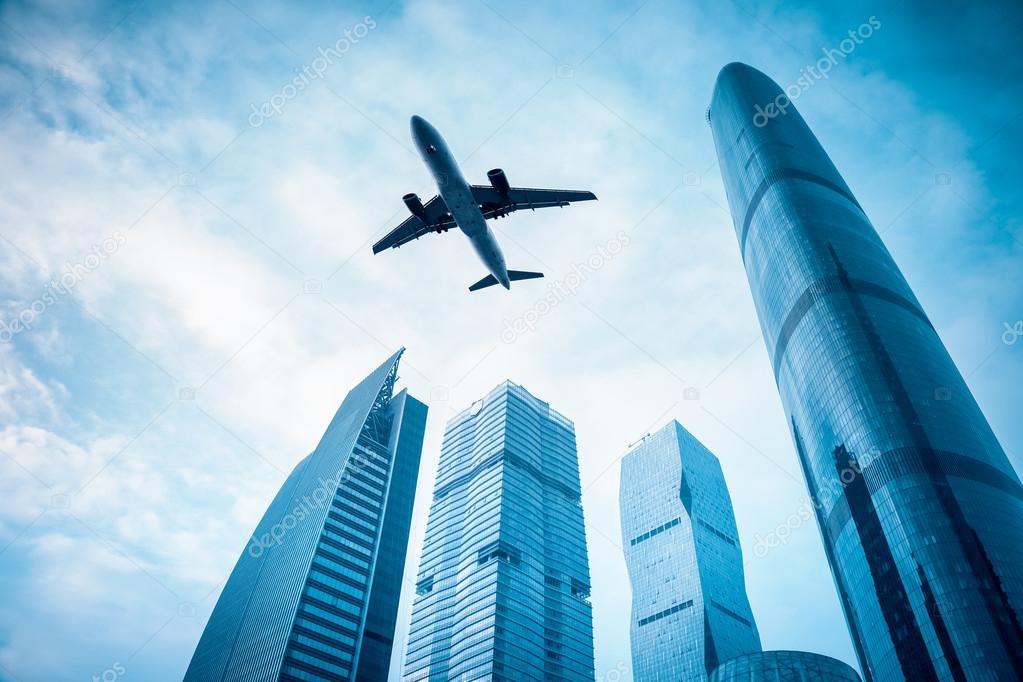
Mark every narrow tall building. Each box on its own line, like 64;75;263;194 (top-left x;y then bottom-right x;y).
403;382;595;681
709;62;1023;681
184;349;427;682
620;421;761;681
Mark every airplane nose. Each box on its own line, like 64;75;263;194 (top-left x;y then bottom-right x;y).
410;115;428;139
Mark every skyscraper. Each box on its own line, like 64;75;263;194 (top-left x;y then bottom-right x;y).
184;349;427;682
620;421;761;681
709;62;1023;680
403;382;595;681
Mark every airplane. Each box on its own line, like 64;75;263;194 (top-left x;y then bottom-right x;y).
372;115;597;292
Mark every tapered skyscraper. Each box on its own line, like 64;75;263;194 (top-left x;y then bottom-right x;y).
184;349;427;682
403;382;594;681
620;421;761;681
709;62;1023;681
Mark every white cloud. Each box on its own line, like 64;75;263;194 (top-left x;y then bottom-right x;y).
0;348;64;423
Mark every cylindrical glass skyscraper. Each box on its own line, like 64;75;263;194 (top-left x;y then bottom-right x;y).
709;62;1023;681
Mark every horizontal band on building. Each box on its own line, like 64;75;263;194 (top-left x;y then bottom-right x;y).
638;600;694;627
433;448;580;502
711;600;752;627
740;167;863;255
772;275;933;378
630;517;681;546
822;447;1023;542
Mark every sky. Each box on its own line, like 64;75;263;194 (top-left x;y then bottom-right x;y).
1;0;1022;680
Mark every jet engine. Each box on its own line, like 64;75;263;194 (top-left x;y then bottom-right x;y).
403;192;426;219
487;168;511;198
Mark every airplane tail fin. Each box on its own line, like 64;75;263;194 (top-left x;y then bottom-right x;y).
468;270;544;292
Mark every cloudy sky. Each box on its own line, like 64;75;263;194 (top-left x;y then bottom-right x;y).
1;0;1021;680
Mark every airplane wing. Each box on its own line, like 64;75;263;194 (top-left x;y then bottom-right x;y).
470;185;597;219
372;195;456;253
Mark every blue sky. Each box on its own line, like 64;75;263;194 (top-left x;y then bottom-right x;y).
1;0;1021;680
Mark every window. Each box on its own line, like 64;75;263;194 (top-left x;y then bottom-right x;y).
477;541;521;566
638;600;694;626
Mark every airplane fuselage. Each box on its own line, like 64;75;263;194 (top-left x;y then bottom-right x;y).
410;115;511;288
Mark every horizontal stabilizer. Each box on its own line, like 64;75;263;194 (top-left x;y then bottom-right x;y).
469;274;499;292
508;270;544;282
469;270;545;292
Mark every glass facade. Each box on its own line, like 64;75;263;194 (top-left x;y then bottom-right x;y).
184;349;427;682
710;650;861;682
403;382;594;681
709;62;1023;681
620;421;761;681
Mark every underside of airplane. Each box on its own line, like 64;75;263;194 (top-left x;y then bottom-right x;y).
372;168;596;254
